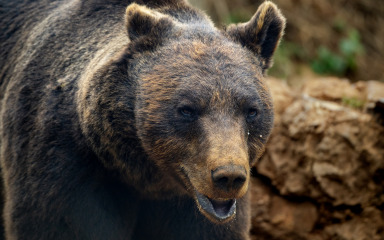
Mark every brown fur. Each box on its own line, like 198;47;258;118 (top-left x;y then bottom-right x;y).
226;1;286;72
0;0;285;239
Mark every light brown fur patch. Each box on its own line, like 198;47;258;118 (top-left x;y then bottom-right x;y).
190;41;207;59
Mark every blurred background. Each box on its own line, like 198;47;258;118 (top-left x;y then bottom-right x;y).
188;1;384;240
190;0;384;84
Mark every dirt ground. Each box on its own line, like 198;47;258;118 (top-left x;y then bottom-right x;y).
249;77;384;240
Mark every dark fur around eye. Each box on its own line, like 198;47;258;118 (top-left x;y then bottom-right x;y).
178;106;197;120
246;108;258;122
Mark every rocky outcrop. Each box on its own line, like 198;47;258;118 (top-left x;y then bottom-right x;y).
250;78;384;240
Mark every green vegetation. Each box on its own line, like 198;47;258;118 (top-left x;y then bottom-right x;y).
225;9;252;24
311;29;364;76
268;40;307;79
224;10;366;81
341;96;365;109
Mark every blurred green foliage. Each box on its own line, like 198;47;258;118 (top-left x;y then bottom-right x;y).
341;96;365;109
221;6;366;81
225;9;252;24
268;40;307;79
311;29;364;76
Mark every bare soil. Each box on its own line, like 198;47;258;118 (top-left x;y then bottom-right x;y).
250;77;384;240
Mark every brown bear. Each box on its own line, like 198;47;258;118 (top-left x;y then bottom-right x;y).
0;0;285;239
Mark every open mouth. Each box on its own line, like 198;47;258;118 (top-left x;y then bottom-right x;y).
195;191;236;222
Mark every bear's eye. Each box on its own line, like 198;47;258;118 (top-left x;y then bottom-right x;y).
178;106;196;119
246;108;258;122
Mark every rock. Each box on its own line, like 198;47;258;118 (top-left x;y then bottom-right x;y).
267;77;296;124
362;80;384;102
269;196;318;233
357;80;384;123
324;207;384;240
250;77;384;240
302;77;363;101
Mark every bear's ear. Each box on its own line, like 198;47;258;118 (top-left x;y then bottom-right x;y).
226;1;286;72
125;3;175;44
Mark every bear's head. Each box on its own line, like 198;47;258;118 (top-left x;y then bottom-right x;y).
127;1;285;223
78;1;285;224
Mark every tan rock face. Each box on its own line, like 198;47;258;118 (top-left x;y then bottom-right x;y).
250;78;384;240
269;196;318;233
302;77;362;101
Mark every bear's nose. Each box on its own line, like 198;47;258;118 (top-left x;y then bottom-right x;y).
211;165;246;192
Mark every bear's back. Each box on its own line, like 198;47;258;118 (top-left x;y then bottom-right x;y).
0;0;129;94
0;0;198;100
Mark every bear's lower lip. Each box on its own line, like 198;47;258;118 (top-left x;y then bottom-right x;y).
195;191;236;221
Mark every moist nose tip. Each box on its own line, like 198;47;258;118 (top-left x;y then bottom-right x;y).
211;165;246;192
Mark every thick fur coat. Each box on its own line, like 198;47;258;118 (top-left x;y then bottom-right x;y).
0;0;285;239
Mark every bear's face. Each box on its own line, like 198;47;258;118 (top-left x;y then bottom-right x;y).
135;39;273;222
126;2;285;223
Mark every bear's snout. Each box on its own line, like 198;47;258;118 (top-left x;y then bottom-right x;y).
211;165;246;194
